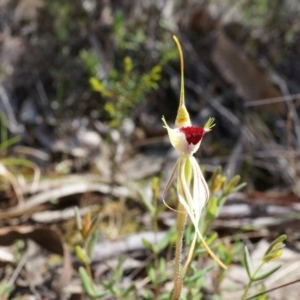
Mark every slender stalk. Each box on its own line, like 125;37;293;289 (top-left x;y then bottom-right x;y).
172;157;192;300
240;261;265;300
83;239;93;280
153;184;160;298
172;202;187;300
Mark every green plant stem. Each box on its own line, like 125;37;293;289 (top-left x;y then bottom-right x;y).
240;261;265;300
153;196;160;298
172;203;187;300
83;239;93;281
153;184;159;272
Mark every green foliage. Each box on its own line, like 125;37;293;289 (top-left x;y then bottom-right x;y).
140;172;246;299
75;210;137;299
80;49;99;77
78;267;107;298
0;280;14;299
102;256;136;299
263;235;286;263
75;210;107;298
81;9;178;128
113;10;147;51
204;168;246;233
241;235;286;299
241;0;285;28
0;114;21;154
0;114;40;201
89;56;162;128
142;230;174;255
1;2;293;299
112;9;178;65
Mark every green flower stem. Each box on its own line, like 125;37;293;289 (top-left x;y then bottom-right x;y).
172;202;187;300
83;237;93;282
172;157;192;300
152;182;160;297
240;261;265;300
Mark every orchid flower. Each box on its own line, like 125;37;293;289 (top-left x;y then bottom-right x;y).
162;36;226;300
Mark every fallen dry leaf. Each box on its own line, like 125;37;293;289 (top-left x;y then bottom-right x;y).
0;225;72;293
0;181;130;220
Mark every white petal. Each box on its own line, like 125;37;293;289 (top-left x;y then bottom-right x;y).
190;156;209;221
177;157;194;212
177;157;226;269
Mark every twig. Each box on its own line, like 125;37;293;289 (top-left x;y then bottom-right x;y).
8;248;29;286
246;278;300;300
245;93;300;107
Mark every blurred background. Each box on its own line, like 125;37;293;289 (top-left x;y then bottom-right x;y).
1;0;300;299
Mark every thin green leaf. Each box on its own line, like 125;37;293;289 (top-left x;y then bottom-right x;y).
243;246;254;279
207;196;218;222
224;175;241;195
75;246;91;265
154;230;172;253
206;232;218;245
142;238;154;251
230;182;247;193
79;267;107;298
253;264;282;281
1;157;37;168
122;285;135;297
115;256;125;281
0;280;14;297
184;264;215;284
194;248;207;255
159;258;166;275
87;230;99;257
146;265;156;283
0;136;21;152
140;193;155;215
208;166;222;189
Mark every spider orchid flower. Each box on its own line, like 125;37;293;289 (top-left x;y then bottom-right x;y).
163;36;226;300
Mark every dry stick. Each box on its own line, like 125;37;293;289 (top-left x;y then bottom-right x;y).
245;278;300;300
8;249;29;286
245;92;300;107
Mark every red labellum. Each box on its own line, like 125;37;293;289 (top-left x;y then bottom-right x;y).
180;126;205;145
